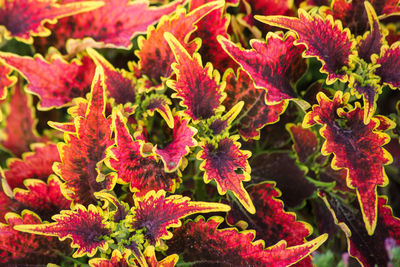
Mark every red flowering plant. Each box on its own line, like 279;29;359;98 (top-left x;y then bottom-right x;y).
1;0;400;266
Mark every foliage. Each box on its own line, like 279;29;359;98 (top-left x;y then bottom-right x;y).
1;0;400;266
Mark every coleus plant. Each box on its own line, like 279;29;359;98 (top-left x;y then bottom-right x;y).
1;0;400;266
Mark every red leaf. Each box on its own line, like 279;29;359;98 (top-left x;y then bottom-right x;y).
88;48;137;105
188;0;238;72
4;142;59;190
128;190;230;246
134;1;224;86
286;123;318;162
227;182;313;249
142;94;174;129
218;33;305;103
197;136;255;214
0;52;96;109
0;63;16;100
356;2;384;63
107;111;179;196
13;176;72;221
144;246;178;267
15;204;111;258
167;216;327;266
320;192;400;267
45;0;184;50
165;32;225;121
0;0;103;43
303;91;393;235
256;10;355;84
0;210;70;264
1;82;44;157
89;249;132;267
223;69;287;139
155;115;197;172
251;152;316;208
374;42;400;89
53;67;116;205
326;0;400;36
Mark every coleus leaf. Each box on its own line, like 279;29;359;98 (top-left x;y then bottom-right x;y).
142;94;174;129
188;0;237;72
167;216;328;266
303;91;393;235
4;142;59;190
197;135;255;214
256;9;355;84
13;176;72;221
0;52;96;109
107;111;179;196
89;249;132;267
155;115;198;172
0;0;103;43
218;32;305;103
250;152;316;208
0;63;16;101
15;204;111;258
47;0;184;50
373;42;400;89
226;182;313;263
206;101;243;137
88;48;137;105
327;0;400;36
241;0;294;35
134;1;224;86
223;69;288;140
356;2;384;63
127;190;230;246
1;82;44;157
165;32;225;121
53;67;116;205
320;192;400;267
144;245;178;267
348;3;384;124
286;123;318;163
0;210;70;264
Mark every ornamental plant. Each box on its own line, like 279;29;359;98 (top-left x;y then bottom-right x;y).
2;0;400;266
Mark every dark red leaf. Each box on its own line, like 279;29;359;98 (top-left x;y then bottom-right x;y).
320;192;400;267
223;69;287;139
286;123;318;162
256;10;355;84
218;33;305;103
167;216;327;266
304;91;393;235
